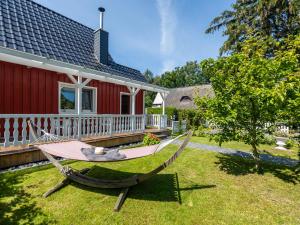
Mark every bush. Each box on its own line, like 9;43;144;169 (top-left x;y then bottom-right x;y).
193;126;210;137
178;109;206;130
146;107;207;130
261;134;276;145
285;139;296;149
143;133;160;146
146;107;177;119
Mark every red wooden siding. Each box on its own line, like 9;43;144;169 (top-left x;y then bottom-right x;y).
0;61;144;114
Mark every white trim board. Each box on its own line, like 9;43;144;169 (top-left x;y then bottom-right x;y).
0;46;169;94
120;92;131;115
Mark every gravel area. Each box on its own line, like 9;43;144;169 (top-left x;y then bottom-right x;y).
173;140;299;167
0;159;63;174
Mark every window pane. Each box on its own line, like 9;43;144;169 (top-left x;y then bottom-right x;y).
61;87;75;110
82;89;93;111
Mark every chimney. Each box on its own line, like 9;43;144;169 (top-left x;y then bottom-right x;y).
94;7;109;65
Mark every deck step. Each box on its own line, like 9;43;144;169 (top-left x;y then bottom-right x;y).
155;134;169;140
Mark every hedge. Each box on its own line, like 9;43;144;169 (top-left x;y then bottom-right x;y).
146;107;206;129
146;107;177;119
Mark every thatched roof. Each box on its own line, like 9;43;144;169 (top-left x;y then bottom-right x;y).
164;85;213;109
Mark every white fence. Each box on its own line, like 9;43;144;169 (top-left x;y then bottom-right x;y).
171;120;187;134
0;114;147;147
265;122;291;134
146;114;168;129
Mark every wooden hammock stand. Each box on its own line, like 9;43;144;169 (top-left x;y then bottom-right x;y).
28;120;192;211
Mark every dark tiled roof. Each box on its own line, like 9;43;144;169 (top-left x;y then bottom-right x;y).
0;0;147;82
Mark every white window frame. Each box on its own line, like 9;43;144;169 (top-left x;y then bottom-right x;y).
120;92;131;115
58;82;78;114
81;86;97;114
58;82;97;114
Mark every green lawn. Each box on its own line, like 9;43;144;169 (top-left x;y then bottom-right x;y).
0;145;299;225
187;136;299;159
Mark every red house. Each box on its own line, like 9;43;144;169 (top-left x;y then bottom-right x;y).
0;0;168;147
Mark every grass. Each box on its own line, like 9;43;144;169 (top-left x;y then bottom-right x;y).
187;136;299;159
0;145;299;225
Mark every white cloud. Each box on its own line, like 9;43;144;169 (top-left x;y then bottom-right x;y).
156;0;177;73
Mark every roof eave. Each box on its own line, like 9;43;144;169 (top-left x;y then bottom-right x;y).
0;46;169;93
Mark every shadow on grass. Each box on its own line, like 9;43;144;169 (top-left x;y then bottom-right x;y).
0;173;55;225
215;154;300;184
68;166;216;204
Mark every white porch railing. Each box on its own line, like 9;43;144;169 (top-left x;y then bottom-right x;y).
0;114;146;147
146;114;168;129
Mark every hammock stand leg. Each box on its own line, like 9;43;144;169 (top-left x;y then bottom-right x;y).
43;168;90;198
114;188;130;212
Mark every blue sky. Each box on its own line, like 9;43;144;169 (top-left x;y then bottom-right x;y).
34;0;234;75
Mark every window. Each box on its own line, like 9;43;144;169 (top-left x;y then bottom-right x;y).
121;93;130;114
60;86;76;113
59;83;97;114
180;96;192;102
82;88;96;112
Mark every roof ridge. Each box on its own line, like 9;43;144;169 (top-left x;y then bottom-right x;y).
27;0;94;32
171;84;211;90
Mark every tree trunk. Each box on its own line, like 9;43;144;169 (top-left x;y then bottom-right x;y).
249;98;262;173
251;143;263;173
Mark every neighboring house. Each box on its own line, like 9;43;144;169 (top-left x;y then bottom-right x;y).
0;0;168;147
152;85;213;109
152;92;164;108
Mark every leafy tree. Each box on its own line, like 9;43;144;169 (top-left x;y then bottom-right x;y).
206;0;300;54
143;69;159;108
157;61;209;88
281;69;300;163
144;69;154;83
196;36;299;167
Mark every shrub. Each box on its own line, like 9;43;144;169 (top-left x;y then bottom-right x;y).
143;133;160;146
285;139;296;149
146;107;177;120
146;107;206;130
193;126;209;137
261;134;276;145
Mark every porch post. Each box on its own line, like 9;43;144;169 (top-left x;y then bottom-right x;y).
77;76;82;139
132;92;136;132
162;93;166;115
143;91;145;114
160;92;167;129
127;86;140;132
143;91;146;130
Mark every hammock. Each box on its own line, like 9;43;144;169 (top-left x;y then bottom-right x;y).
28;120;192;211
35;135;183;162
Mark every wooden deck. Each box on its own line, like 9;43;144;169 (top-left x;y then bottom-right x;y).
0;129;170;169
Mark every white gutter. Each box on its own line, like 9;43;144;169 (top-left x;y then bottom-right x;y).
0;46;169;94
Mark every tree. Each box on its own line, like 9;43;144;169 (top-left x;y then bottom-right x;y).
280;68;300;163
143;69;158;108
196;36;299;168
157;61;209;88
144;69;154;83
206;0;300;54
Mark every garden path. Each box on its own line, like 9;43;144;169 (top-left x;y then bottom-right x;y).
173;140;299;167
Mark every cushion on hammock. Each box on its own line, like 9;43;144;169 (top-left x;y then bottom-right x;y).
36;140;159;162
81;148;126;161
